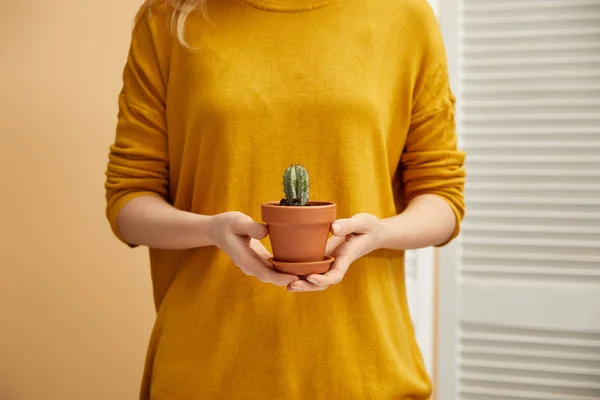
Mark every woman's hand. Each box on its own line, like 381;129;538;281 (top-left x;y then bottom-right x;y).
209;212;300;287
288;213;384;292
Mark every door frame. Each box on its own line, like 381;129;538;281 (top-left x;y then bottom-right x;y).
435;0;461;398
412;0;441;379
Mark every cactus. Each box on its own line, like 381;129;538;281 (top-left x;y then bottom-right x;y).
280;165;310;206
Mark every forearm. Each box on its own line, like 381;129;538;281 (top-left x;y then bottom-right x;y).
380;194;457;250
117;195;214;249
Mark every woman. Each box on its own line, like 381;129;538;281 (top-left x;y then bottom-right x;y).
105;0;465;398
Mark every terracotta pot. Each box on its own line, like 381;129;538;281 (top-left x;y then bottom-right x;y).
261;201;337;263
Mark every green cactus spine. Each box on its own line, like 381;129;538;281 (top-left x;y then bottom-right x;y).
281;165;310;206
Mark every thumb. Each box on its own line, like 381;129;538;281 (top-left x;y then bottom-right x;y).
331;214;373;236
232;215;269;240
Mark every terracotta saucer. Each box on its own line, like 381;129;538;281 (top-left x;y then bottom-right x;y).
268;256;335;277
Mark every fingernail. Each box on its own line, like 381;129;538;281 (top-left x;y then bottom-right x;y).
307;276;318;284
332;223;341;235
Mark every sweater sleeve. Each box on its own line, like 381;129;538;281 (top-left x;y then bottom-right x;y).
400;8;466;246
104;10;170;246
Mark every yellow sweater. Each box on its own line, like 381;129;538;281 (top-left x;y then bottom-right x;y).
105;0;465;398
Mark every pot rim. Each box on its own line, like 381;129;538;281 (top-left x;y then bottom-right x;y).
261;201;336;209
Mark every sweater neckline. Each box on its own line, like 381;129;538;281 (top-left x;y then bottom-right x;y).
242;0;335;12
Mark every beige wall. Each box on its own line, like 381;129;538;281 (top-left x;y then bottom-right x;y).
0;1;155;399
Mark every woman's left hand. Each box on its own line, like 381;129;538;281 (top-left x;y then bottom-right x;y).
288;213;385;292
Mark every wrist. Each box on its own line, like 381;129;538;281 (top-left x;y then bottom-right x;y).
183;212;215;248
378;215;410;251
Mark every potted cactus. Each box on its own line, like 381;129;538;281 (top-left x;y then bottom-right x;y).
261;165;336;276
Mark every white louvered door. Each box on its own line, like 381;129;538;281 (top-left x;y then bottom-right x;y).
437;1;600;399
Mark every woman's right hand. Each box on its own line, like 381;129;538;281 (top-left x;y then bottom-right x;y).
208;212;299;287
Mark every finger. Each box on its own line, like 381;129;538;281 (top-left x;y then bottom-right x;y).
308;236;363;286
250;239;274;267
331;213;374;236
310;232;374;286
325;235;345;257
239;266;253;276
247;260;298;286
232;215;268;240
288;280;328;292
249;258;297;285
310;239;353;286
233;244;298;286
306;255;351;286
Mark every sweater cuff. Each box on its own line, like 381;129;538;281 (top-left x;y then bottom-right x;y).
107;191;164;248
433;194;462;248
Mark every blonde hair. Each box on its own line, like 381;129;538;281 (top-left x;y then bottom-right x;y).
137;0;208;47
